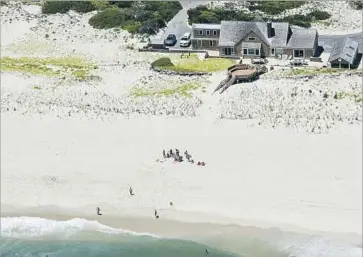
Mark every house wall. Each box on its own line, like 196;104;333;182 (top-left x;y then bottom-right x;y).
235;31;270;58
219;46;237;57
192;28;220;39
191;39;219;50
330;59;350;68
282;48;314;59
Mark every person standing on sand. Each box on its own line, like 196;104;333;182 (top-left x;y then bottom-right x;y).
163;149;166;158
154;210;159;219
129;187;134;196
96;207;102;215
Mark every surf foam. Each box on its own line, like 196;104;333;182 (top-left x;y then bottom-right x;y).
276;234;362;257
1;216;160;239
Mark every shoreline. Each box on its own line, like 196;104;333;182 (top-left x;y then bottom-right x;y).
2;205;362;256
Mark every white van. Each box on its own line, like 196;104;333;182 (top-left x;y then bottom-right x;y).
179;32;191;47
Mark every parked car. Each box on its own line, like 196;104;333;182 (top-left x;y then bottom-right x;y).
179;32;191;47
164;34;177;46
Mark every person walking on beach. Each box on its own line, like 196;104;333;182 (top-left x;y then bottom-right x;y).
163;149;166;158
96;207;102;215
129;186;134;196
154;210;159;219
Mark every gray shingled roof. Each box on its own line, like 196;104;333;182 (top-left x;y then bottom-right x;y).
286;26;317;49
219;21;289;47
192;23;221;30
328;37;359;64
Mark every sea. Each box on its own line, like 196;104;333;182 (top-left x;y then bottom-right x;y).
0;216;362;257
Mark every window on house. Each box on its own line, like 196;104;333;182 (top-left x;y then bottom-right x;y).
197;40;202;46
213;30;217;36
223;47;234;56
243;48;260;56
198;30;203;36
293;49;304;58
206;30;210;36
248;48;255;55
248;37;256;41
209;41;214;47
349;46;354;50
271;48;275;55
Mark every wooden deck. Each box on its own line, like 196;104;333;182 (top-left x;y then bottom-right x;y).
230;67;257;78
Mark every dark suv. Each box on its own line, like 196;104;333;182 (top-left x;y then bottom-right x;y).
164;34;177;46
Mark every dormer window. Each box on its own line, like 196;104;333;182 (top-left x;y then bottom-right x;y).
198;30;203;36
349;46;354;50
248;37;256;41
213;30;217;36
206;30;211;36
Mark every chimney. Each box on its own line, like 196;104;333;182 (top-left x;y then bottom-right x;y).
267;20;274;38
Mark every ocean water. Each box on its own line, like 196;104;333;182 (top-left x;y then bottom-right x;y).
0;216;362;257
0;216;241;257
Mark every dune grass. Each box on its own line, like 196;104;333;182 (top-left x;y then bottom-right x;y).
283;67;346;76
334;91;363;103
0;56;96;80
131;82;204;98
152;55;235;73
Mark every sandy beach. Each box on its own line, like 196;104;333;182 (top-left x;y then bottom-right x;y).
1;2;362;257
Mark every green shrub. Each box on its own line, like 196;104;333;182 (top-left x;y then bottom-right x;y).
152;57;174;68
109;1;134;8
42;1;72;14
307;11;331;20
89;8;131;29
349;1;362;10
139;18;166;35
248;1;306;15
274;14;312;28
88;1;181;34
121;21;142;34
187;6;254;24
42;1;96;14
142;1;182;21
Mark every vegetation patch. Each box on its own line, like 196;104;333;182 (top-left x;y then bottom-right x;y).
248;1;306;15
41;1;182;35
349;1;362;10
282;68;345;76
334;91;363;103
89;1;182;34
152;55;235;73
131;82;203;98
42;1;96;14
188;5;331;28
0;56;96;80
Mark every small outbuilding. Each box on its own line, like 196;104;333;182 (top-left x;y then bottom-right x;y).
328;38;359;69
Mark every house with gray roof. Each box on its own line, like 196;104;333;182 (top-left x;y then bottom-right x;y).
191;20;319;59
328;38;359;68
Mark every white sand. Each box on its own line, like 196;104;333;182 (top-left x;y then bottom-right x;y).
1;2;362;254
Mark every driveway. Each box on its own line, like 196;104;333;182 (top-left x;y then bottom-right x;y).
158;1;208;49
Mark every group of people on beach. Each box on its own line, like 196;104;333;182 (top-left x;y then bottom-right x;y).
162;149;206;166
